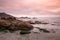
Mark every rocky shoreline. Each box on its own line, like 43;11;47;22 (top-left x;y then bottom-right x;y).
0;12;57;34
0;12;34;34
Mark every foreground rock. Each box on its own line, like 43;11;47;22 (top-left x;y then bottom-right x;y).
0;12;34;34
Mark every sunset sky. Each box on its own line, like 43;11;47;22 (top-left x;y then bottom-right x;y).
0;0;60;17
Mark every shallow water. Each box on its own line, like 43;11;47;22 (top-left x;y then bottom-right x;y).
0;30;60;40
32;17;60;32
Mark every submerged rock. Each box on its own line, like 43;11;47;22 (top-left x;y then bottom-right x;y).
42;29;50;33
34;27;50;33
20;30;31;35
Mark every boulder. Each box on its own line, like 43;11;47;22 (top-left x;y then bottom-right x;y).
0;19;11;29
16;21;34;31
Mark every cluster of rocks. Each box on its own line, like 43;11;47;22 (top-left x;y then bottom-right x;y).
26;20;49;24
0;12;34;34
34;27;56;33
34;27;50;33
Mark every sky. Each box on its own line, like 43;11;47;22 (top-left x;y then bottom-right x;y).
0;0;60;17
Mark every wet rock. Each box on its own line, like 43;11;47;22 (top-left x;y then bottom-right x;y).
42;29;50;33
20;30;31;35
0;19;11;30
26;21;35;24
0;12;34;33
16;21;34;31
34;27;50;33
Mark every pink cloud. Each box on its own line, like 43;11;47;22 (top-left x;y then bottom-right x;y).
0;0;60;17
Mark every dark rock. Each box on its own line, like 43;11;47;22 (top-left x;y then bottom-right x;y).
35;21;41;24
34;27;50;33
42;29;50;33
0;19;11;30
0;12;13;17
26;21;35;24
0;12;34;33
16;21;34;31
20;31;31;35
0;12;16;20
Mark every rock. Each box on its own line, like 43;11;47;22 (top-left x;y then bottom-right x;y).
41;22;49;24
20;30;31;35
0;19;33;32
26;21;35;24
27;21;41;24
0;12;16;21
16;21;34;31
42;29;50;33
34;27;50;33
0;19;11;30
0;12;34;33
35;21;41;24
0;12;13;17
27;20;49;24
